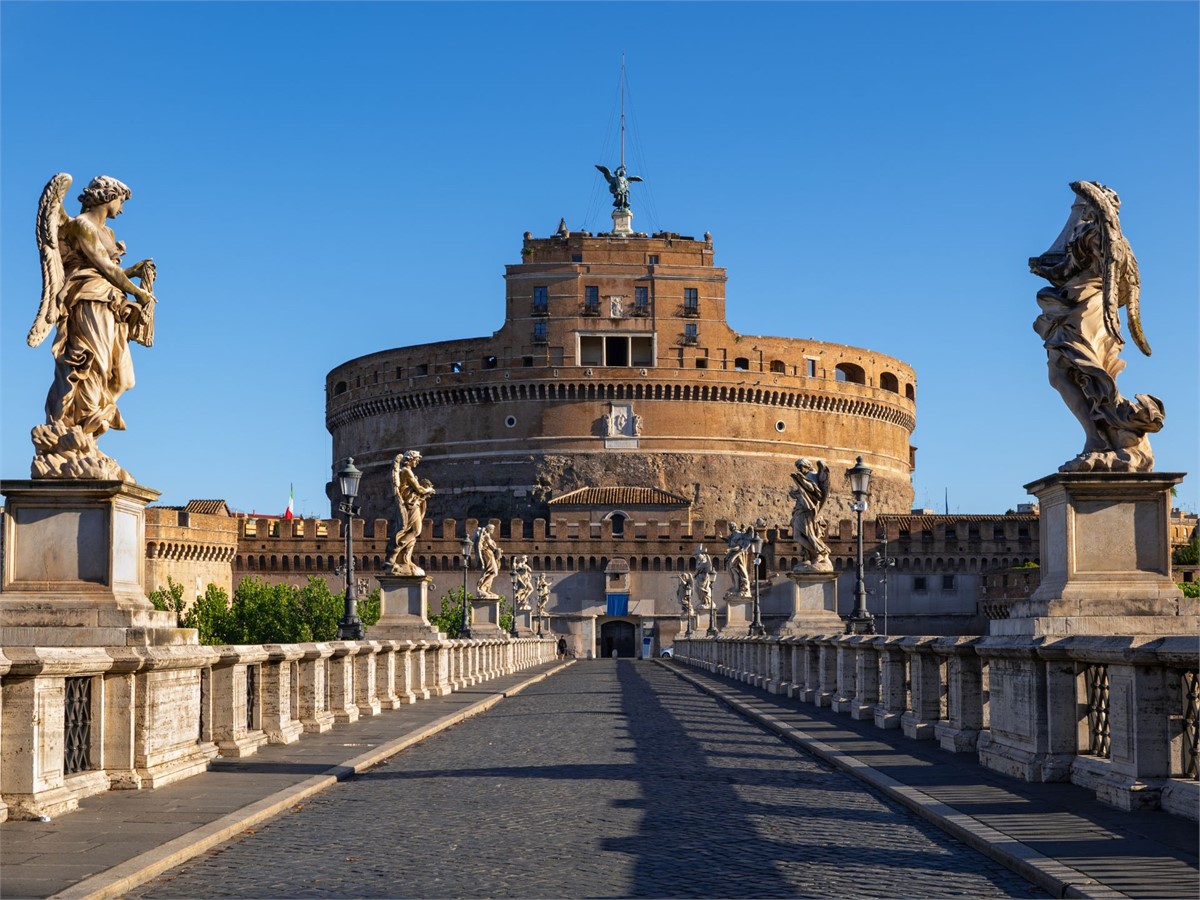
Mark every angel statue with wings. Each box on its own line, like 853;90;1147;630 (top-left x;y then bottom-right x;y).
1029;181;1164;473
595;164;643;210
790;459;833;573
27;174;158;482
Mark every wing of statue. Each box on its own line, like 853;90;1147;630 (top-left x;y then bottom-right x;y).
595;164;614;184
1072;180;1150;357
28;173;72;348
815;461;831;504
629;175;644;183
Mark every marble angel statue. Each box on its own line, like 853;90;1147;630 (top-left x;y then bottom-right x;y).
27;174;158;481
511;555;534;611
693;546;716;610
1029;181;1164;472
723;521;754;599
473;523;503;598
790;459;833;572
385;450;436;576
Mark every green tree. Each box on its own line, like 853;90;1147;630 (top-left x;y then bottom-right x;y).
1180;581;1200;599
148;577;187;625
181;584;235;645
230;578;311;644
1173;535;1199;567
432;586;469;637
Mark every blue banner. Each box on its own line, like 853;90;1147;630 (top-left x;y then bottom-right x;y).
606;593;629;616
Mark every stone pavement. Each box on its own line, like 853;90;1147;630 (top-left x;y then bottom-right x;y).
2;659;1194;899
136;660;1046;900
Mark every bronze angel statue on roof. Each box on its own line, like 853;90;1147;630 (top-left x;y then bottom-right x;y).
27;174;159;481
1029;181;1164;473
595;164;642;210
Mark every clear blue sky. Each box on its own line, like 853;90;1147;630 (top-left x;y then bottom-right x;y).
2;2;1196;518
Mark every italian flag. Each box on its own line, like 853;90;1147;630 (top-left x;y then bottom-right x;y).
284;485;294;520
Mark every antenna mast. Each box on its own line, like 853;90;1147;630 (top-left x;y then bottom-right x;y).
620;52;626;169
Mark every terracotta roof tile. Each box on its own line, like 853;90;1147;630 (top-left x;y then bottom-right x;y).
184;499;231;516
548;486;691;508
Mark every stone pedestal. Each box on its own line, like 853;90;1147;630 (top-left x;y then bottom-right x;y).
369;575;443;641
991;472;1194;636
776;572;843;635
469;597;505;637
515;609;535;637
611;207;633;236
0;480;192;646
721;596;753;634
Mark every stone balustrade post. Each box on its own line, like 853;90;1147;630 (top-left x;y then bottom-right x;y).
211;646;271;757
801;639;822;704
976;638;1076;783
394;641;418;704
832;636;857;713
875;637;907;730
297;643;336;732
901;637;943;740
850;636;881;721
353;642;382;718
261;645;304;745
426;641;452;696
815;636;839;707
933;637;985;753
375;641;403;709
327;643;360;724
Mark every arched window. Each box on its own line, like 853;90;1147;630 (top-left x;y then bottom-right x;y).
880;372;899;393
835;363;865;384
607;511;628;537
905;383;916;400
734;357;750;371
769;360;786;374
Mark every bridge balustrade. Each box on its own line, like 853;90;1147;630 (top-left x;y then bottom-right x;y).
0;636;556;821
671;634;1199;821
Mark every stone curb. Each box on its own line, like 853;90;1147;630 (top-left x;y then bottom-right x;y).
657;660;1128;900
52;661;574;900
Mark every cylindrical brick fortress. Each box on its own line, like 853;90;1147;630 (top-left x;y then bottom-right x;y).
327;228;916;526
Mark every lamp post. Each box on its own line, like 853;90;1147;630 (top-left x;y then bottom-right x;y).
336;458;364;641
706;598;717;637
508;563;520;638
459;536;473;639
844;456;876;635
871;537;897;636
749;534;766;636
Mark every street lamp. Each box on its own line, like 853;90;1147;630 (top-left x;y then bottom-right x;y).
871;537;897;636
336;457;364;640
844;456;876;635
459;536;473;639
750;534;766;636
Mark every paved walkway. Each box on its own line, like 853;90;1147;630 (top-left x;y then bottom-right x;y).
1;659;1195;899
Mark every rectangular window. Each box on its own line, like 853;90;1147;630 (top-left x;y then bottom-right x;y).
942;575;956;590
413;363;428;377
585;286;599;307
806;358;818;377
684;323;698;343
683;288;699;315
571;254;582;263
634;286;649;313
533;286;548;315
913;576;928;592
579;335;604;366
532;322;548;343
630;336;654;366
648;255;659;265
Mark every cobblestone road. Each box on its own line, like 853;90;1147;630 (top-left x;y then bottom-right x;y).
135;661;1046;898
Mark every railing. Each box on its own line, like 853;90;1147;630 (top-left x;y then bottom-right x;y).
671;633;1199;821
0;635;557;821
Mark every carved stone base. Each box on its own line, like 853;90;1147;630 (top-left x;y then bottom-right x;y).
994;471;1195;636
776;572;842;635
0;479;198;647
370;575;443;641
469;598;505;637
611;207;634;236
721;597;753;634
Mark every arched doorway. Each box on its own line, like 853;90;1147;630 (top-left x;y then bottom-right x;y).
599;620;637;658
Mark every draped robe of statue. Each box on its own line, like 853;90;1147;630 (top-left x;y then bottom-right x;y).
385;452;435;576
1030;181;1163;472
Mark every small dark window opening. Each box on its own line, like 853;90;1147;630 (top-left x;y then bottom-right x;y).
523;355;534;367
648;255;659;265
483;356;497;369
610;513;627;537
413;364;428;377
450;361;464;374
942;575;956;590
914;576;928;591
734;357;750;371
695;357;707;368
572;254;583;263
